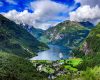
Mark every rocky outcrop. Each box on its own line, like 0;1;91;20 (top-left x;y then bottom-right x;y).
82;42;92;55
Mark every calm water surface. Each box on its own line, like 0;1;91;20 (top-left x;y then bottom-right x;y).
30;45;71;61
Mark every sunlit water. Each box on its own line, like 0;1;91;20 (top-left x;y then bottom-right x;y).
30;45;71;61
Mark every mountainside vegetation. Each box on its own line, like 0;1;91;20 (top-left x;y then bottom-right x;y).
86;22;100;52
0;14;100;80
40;20;93;49
22;24;44;39
0;51;48;80
0;14;48;58
0;14;49;80
29;22;100;80
73;23;100;69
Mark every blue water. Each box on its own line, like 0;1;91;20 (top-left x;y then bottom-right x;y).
30;30;90;61
30;45;71;61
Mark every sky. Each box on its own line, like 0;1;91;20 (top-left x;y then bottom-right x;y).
0;0;100;30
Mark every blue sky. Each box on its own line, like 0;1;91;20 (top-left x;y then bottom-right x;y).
0;0;33;12
0;0;100;29
0;0;79;12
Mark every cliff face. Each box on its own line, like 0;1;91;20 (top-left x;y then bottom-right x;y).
82;42;92;55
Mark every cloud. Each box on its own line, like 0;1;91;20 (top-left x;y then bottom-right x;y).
6;0;17;5
75;0;100;7
69;0;100;24
2;0;69;30
70;5;100;23
3;10;35;25
0;2;3;7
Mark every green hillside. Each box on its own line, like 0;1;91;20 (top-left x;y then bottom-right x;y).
44;20;87;40
41;20;91;48
0;51;48;80
86;23;100;52
0;14;48;58
73;23;100;69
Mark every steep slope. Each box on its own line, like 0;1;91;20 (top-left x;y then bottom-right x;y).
0;14;48;58
73;23;100;69
41;20;93;48
0;51;48;80
83;23;100;53
23;24;44;39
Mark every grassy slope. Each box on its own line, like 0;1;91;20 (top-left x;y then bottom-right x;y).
86;23;100;52
0;14;48;58
0;51;48;80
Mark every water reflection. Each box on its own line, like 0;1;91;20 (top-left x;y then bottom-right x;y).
30;45;71;61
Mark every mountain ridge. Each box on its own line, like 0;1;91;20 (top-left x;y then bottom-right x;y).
40;20;94;49
0;14;48;58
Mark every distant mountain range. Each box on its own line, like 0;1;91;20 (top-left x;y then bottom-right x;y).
39;20;94;49
23;20;94;50
0;14;48;58
22;24;44;39
0;14;95;58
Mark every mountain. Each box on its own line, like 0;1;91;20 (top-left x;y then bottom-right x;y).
41;20;93;49
82;22;100;54
22;24;44;39
0;14;48;58
80;21;94;29
73;23;100;69
0;51;48;80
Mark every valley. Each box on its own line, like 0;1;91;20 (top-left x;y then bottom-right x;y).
0;14;100;80
0;14;48;58
0;0;100;80
31;20;93;60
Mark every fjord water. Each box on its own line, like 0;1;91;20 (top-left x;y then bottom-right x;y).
30;30;90;61
30;45;71;61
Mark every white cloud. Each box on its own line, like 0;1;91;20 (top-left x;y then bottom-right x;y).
6;0;17;5
2;0;69;30
70;5;100;22
70;0;100;25
3;10;35;25
0;2;3;7
30;0;68;19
